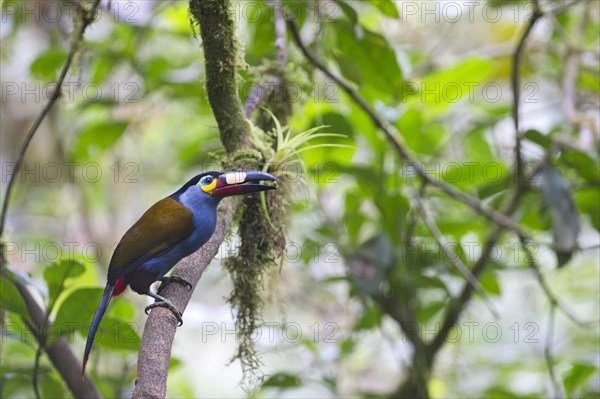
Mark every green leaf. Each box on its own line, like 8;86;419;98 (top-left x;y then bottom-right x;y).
0;276;32;324
575;188;600;231
578;69;600;93
169;357;183;371
344;192;367;245
1;312;34;346
54;287;101;337
417;58;494;114
335;0;358;25
369;0;399;18
262;372;302;389
339;337;356;356
0;374;34;398
483;386;523;399
375;192;409;241
93;318;140;350
90;57;114;84
54;288;140;349
417;300;446;324
39;374;65;399
415;274;449;294
299;336;318;354
560;148;600;183
523;129;552;149
466;127;495;162
43;260;85;307
73;121;129;159
349;235;396;295
477;174;511;199
325;20;403;99
480;271;501;296
355;305;382;330
397;107;445;155
30;50;67;81
563;363;597;398
302;113;355;166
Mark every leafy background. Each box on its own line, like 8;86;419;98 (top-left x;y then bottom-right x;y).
1;0;599;398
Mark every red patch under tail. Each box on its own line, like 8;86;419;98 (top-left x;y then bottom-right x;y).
112;277;127;297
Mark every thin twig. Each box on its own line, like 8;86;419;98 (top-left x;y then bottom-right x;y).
32;347;44;399
403;183;422;337
427;187;526;357
579;243;600;251
286;19;528;239
545;0;584;15
0;0;102;239
520;237;596;328
544;305;563;398
512;0;542;187
413;188;500;319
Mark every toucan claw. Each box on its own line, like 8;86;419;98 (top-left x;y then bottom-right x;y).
145;300;184;326
157;275;193;295
145;290;184;326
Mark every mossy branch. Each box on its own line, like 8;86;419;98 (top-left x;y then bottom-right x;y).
190;0;251;153
133;1;255;397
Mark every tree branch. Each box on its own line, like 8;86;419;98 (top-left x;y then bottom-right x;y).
544;305;562;398
426;189;525;358
190;0;251;152
0;0;101;239
286;19;528;238
512;0;542;186
413;187;499;319
132;203;236;399
133;1;253;396
520;236;596;328
0;268;101;398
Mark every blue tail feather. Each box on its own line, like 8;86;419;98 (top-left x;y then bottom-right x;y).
82;283;115;377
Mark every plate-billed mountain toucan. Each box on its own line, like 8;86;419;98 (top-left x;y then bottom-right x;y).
82;170;277;376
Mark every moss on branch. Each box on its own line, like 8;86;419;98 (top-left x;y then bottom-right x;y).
189;0;251;152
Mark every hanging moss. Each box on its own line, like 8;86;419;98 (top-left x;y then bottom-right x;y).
221;136;289;389
190;2;294;387
222;99;291;391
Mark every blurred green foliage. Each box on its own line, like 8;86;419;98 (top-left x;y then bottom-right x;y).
1;0;599;398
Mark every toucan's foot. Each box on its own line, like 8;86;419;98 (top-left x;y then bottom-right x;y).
145;293;184;326
157;275;192;295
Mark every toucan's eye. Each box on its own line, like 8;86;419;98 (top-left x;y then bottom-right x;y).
200;176;214;186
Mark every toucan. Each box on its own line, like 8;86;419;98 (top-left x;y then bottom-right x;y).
82;170;277;376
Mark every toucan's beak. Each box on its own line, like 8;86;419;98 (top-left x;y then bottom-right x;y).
212;170;278;197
